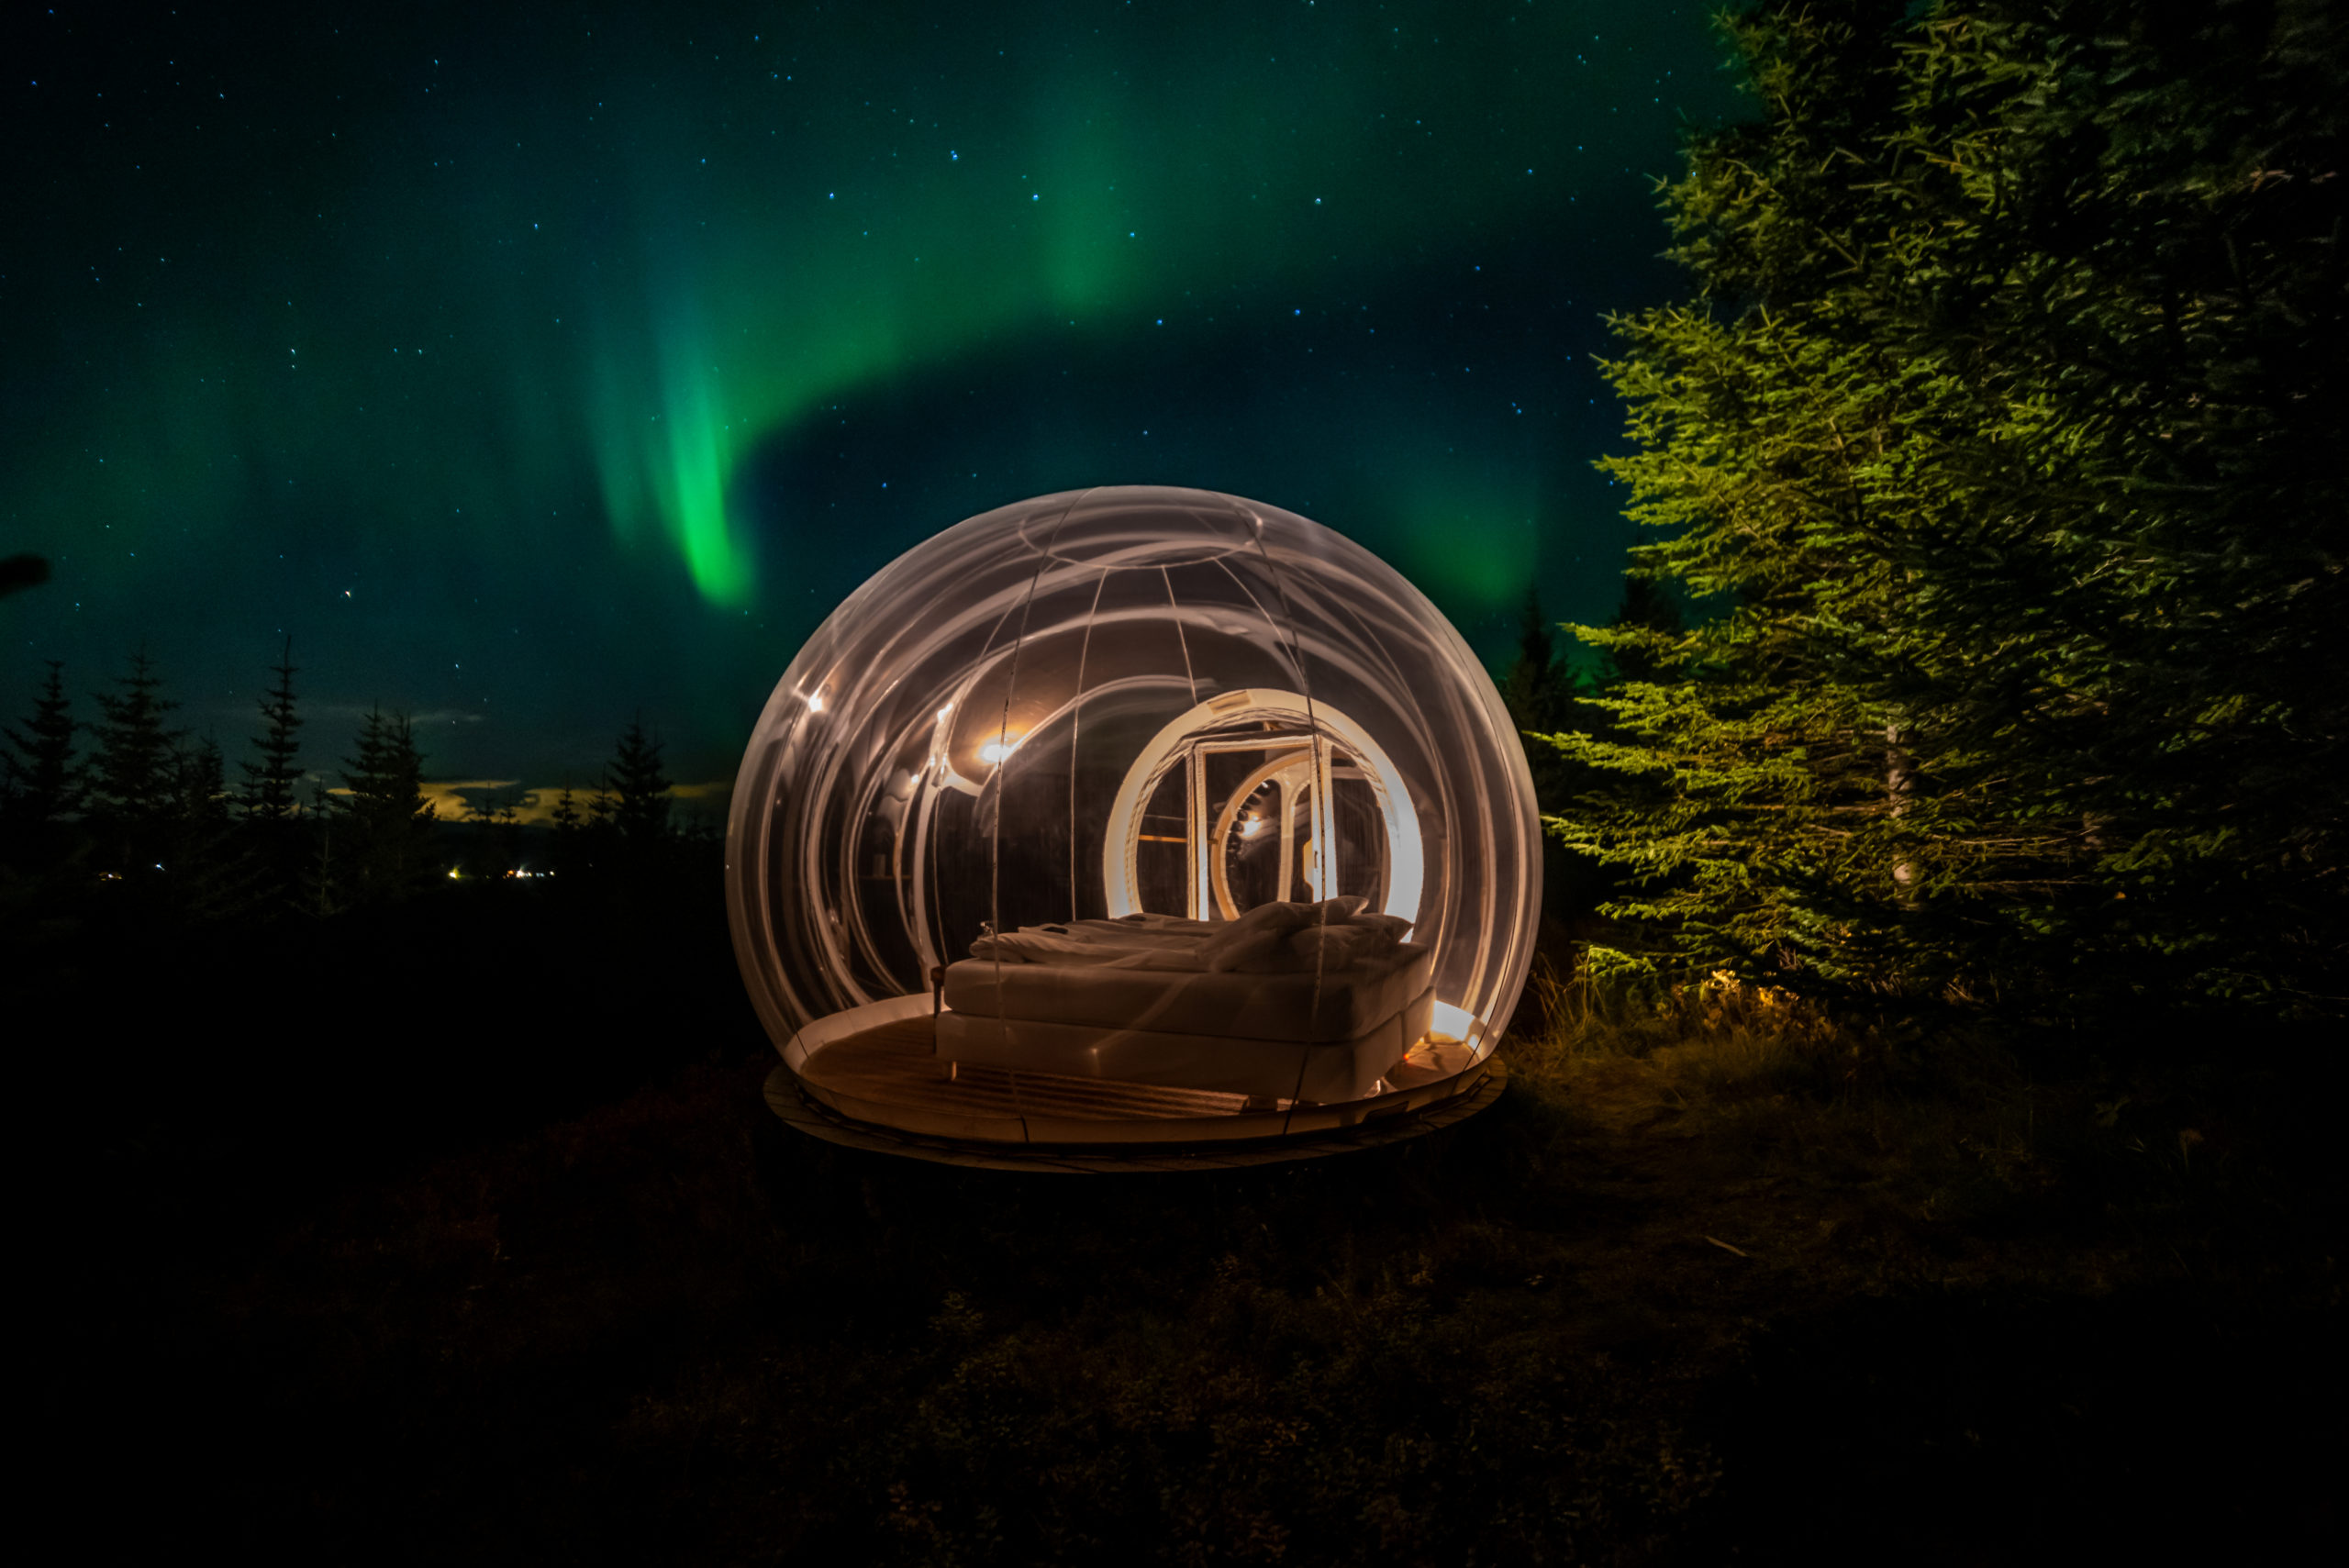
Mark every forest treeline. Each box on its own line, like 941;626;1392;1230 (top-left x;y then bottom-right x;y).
0;639;703;929
1511;0;2344;1023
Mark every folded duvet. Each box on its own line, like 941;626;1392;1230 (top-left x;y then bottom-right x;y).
967;897;1415;974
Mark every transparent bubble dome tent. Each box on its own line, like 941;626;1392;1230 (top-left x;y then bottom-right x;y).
727;486;1540;1163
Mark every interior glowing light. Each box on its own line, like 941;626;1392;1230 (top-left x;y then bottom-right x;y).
1240;815;1264;838
806;691;826;713
448;868;460;879
979;737;1019;764
1105;688;1426;925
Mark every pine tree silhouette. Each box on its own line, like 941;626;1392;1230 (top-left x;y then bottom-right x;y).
461;792;524;878
240;637;304;824
302;778;340;918
90;651;177;816
234;637;308;907
1502;585;1573;735
607;720;673;848
490;797;523;874
337;708;437;903
161;731;269;922
547;785;584;880
88;649;182;873
173;734;229;828
2;662;83;865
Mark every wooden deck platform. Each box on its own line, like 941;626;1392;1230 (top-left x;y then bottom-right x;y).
800;1014;1254;1122
779;1006;1498;1161
769;1057;1507;1172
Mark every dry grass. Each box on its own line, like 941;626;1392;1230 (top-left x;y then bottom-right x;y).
1500;956;2329;1302
1515;958;1881;1091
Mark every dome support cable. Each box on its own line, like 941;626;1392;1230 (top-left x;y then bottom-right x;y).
1233;532;1340;1125
1069;567;1108;924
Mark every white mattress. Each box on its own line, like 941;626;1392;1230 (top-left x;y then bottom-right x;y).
938;987;1435;1104
942;941;1432;1044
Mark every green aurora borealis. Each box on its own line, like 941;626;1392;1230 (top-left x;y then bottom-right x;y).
7;1;1742;788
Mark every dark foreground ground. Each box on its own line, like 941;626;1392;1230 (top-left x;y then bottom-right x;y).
28;884;2344;1563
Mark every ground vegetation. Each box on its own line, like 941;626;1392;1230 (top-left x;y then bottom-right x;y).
35;927;2336;1562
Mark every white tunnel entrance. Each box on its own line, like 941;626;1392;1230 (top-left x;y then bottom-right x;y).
1102;688;1425;929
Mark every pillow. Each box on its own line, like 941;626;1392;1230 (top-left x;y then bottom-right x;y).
1233;899;1317;935
1208;925;1296;973
1202;903;1296;967
1286;922;1394;971
1302;895;1370;925
1200;900;1312;971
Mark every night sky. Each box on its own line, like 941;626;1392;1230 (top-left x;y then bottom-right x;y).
6;1;1743;810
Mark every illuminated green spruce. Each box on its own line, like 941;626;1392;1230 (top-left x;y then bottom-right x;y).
1547;0;2348;1018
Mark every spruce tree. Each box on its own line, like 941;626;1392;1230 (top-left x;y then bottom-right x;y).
1596;577;1683;690
545;784;592;883
337;708;437;902
173;735;230;829
607;721;673;849
234;637;307;908
89;651;177;819
1500;588;1596;855
1501;586;1571;737
240;638;304;825
1;662;82;862
489;797;523;875
1552;0;2348;1016
462;793;524;878
302;778;341;918
160;731;270;921
580;780;617;878
87;649;181;872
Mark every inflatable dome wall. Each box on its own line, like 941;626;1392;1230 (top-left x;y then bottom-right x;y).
728;486;1541;1151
